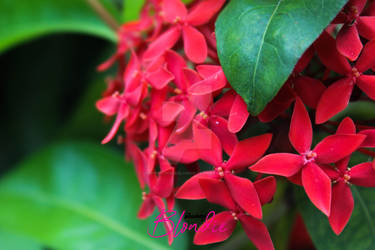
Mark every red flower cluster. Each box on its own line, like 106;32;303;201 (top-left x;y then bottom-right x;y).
96;0;375;248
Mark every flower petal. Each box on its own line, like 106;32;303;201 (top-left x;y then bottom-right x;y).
193;211;236;245
329;181;353;235
302;162;332;216
314;31;352;75
162;0;187;23
101;103;129;144
356;39;375;73
224;174;262;219
211;90;237;117
143;26;181;61
196;65;224;79
314;134;366;164
357;16;375;40
289;98;312;154
163;140;200;164
258;83;295;122
254;176;277;205
209;116;238;156
227;134;272;170
189;67;226;95
350;162;375;187
250;153;303;177
153;168;175;198
187;0;226;26
315;77;353;124
182;25;207;63
228;95;249;133
165;50;188;90
138;197;155;219
175;171;216;199
193;121;223;166
127;142;147;188
154;101;185;127
145;66;174;90
199;178;236;210
359;129;375;147
238;214;274;250
294;76;326;109
336;24;362;61
357;75;375;101
175;99;196;134
336;117;356;134
96;96;121;116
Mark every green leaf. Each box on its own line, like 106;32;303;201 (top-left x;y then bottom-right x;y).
0;0;117;53
216;0;347;115
295;185;375;250
0;142;187;249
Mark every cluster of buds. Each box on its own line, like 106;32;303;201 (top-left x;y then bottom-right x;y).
96;0;375;248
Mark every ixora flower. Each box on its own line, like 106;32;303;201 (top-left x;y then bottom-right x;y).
251;98;366;216
193;176;276;249
334;0;375;60
315;31;375;124
176;121;273;219
143;0;225;63
321;117;375;235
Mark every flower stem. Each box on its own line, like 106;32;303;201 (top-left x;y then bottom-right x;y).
86;0;120;31
358;148;375;158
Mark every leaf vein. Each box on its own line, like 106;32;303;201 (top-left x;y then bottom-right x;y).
250;0;283;110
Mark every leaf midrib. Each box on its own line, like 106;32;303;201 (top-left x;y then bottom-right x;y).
250;0;283;110
0;189;170;250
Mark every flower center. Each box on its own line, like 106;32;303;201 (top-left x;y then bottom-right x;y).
199;111;209;120
303;151;317;164
139;112;147;120
349;6;360;21
216;166;225;178
231;212;238;221
343;173;351;183
142;191;147;200
173;16;182;24
352;67;361;78
174;88;183;95
150;150;158;159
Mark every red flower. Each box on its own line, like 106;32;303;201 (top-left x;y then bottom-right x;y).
96;93;130;144
193;176;276;249
334;0;375;60
176;121;272;219
315;31;375;124
137;167;175;245
251;98;366;215
318;117;375;234
143;0;225;63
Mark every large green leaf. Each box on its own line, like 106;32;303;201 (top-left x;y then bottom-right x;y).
0;0;117;53
295;185;375;250
0;142;187;249
216;0;347;115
